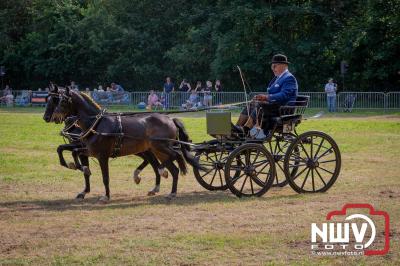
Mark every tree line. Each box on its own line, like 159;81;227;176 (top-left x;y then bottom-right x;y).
0;0;399;91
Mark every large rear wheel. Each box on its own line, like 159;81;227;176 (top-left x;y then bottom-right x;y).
283;131;341;193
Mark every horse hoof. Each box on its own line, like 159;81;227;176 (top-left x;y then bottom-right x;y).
98;196;109;203
68;162;77;170
134;177;141;184
76;192;85;200
165;193;176;200
147;191;156;196
82;166;91;176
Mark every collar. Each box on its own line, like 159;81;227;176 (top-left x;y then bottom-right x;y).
276;69;289;79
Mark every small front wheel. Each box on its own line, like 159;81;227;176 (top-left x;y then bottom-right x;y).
225;144;275;197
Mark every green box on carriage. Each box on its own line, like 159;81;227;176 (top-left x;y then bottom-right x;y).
206;111;231;136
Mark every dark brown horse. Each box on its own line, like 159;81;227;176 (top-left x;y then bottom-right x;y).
52;87;202;201
43;87;168;199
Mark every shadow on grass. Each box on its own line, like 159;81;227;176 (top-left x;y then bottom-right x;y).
0;189;305;213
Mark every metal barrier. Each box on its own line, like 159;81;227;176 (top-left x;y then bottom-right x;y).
1;90;399;111
386;92;400;110
338;92;386;110
130;91;246;108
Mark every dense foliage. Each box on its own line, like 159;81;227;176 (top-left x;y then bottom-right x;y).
0;0;399;91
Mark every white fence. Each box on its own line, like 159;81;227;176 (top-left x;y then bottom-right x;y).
3;90;400;111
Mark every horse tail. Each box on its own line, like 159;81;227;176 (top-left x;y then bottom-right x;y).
175;151;188;175
172;118;207;172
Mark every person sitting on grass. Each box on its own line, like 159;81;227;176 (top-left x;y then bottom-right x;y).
182;90;201;110
147;90;163;110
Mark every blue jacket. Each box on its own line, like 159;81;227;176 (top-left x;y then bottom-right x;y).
267;70;298;105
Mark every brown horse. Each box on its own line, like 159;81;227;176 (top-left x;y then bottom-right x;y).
43;87;167;199
52;87;202;201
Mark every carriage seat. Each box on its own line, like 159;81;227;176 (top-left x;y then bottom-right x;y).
262;95;309;132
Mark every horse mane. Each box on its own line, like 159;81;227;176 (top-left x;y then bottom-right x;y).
79;92;101;110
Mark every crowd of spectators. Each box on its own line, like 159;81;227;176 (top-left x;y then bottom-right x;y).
149;77;223;110
0;78;224;109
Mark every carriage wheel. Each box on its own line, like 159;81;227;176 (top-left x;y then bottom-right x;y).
266;133;299;187
283;131;341;193
193;150;232;191
224;144;275;197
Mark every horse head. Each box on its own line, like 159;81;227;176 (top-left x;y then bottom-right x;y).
43;84;63;123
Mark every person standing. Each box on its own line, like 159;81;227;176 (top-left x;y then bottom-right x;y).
163;77;175;110
203;80;213;107
325;78;337;112
179;79;192;92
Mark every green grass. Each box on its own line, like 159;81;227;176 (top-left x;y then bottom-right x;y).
0;110;399;265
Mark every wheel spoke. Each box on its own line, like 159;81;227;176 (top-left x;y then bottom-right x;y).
253;159;270;167
315;168;327;186
299;141;311;160
300;168;311;189
218;169;224;186
255;162;269;176
209;169;218;186
310;136;314;159
252;150;261;165
315;147;334;161
240;176;249;193
313;138;325;159
311;169;315;192
277;162;285;172
318;159;337;164
249;175;255;194
317;166;334;175
200;168;214;178
289;163;307;168
231;172;246;184
293;166;308;180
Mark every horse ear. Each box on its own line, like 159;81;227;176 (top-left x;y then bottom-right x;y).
53;84;58;93
65;86;70;96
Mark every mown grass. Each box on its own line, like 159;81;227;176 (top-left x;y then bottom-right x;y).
0;108;399;265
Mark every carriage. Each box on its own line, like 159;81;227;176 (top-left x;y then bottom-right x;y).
189;96;341;197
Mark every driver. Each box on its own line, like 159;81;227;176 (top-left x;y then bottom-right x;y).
235;54;298;134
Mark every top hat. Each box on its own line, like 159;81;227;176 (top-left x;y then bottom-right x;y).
270;54;290;64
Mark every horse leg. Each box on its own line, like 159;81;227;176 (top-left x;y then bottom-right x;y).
152;144;181;199
72;147;87;171
76;155;91;200
57;144;76;168
132;156;149;185
164;160;179;200
143;152;163;196
98;156;110;203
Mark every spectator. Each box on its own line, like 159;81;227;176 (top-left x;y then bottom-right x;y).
179;79;192;92
0;85;13;106
2;84;12;97
163;77;174;110
194;81;203;92
147;89;162;110
98;85;104;92
203;80;213;107
111;82;124;92
182;90;200;109
325;78;337;112
215;79;222;92
70;81;79;91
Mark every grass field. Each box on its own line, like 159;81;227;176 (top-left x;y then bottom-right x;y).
0;107;399;265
